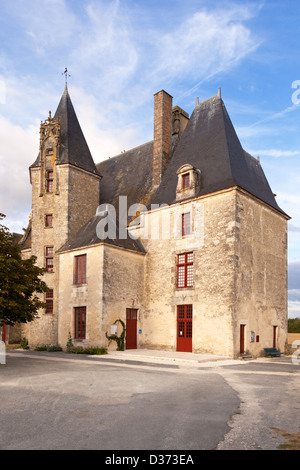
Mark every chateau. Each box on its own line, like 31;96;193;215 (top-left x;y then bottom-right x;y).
14;85;289;357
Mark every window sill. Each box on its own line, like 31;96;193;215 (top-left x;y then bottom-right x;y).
176;286;194;290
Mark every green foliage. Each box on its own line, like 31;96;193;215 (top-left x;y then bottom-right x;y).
67;345;107;355
66;332;73;350
34;345;63;352
288;318;300;333
105;318;126;351
34;345;48;351
47;345;63;352
0;214;49;326
20;337;29;349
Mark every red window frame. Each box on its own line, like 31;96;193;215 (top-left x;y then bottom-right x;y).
182;173;190;189
45;289;53;314
45;214;53;227
45;246;54;272
177;252;193;288
182;212;191;236
74;254;87;285
46;170;54;193
74;307;86;339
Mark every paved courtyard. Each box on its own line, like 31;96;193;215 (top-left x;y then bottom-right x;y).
1;349;300;452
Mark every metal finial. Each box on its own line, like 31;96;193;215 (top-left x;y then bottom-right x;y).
62;67;71;83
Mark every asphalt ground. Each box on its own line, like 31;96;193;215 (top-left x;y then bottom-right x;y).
1;349;300;456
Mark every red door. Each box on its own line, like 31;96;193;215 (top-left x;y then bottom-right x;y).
126;309;137;349
240;325;245;354
273;326;278;348
177;305;192;352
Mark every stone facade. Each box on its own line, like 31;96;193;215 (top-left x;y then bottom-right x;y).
15;86;289;358
57;244;144;350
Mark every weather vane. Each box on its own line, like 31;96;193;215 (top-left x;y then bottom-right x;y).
62;67;71;83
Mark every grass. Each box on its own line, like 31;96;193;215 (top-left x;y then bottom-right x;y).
273;428;300;450
67;346;107;355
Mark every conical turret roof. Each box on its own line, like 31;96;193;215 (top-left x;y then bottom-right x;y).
54;84;99;175
31;84;100;176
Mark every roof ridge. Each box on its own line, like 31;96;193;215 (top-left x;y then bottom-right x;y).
97;140;153;166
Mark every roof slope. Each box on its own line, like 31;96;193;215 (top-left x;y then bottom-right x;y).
58;214;146;254
31;85;100;176
54;85;100;175
97;141;154;213
151;94;286;215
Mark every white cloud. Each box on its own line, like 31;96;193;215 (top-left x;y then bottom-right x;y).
0;115;37;230
154;7;260;94
288;300;300;319
289;224;300;233
0;0;264;233
250;149;300;158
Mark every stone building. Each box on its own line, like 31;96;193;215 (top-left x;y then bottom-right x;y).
17;84;289;358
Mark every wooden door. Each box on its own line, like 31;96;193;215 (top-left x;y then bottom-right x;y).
273;326;278;348
240;324;245;354
177;305;192;352
126;308;137;349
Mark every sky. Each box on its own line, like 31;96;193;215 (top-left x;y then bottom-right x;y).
0;0;299;317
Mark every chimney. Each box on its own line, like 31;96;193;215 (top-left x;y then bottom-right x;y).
152;90;173;187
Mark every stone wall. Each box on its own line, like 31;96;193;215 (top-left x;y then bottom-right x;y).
134;189;237;356
234;189;288;356
57;244;144;350
132;187;288;357
23;163;100;348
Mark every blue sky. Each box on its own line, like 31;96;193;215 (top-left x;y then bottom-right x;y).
0;0;300;317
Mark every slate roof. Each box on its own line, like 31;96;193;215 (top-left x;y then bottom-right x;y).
151;94;287;216
31;84;100;176
23;90;288;253
97;141;154;212
58;214;146;254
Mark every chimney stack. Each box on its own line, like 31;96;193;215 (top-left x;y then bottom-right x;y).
152;90;173;188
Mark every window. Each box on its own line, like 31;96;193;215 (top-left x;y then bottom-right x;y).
182;173;190;189
45;214;53;228
45;246;54;272
177;252;193;288
46;170;54;193
182;212;191;236
74;307;86;339
74;254;87;284
45;289;53;314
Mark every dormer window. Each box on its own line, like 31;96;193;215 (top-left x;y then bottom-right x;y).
182;173;190;189
176;164;200;201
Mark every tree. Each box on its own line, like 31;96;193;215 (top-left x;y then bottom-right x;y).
0;213;49;326
288;318;300;333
